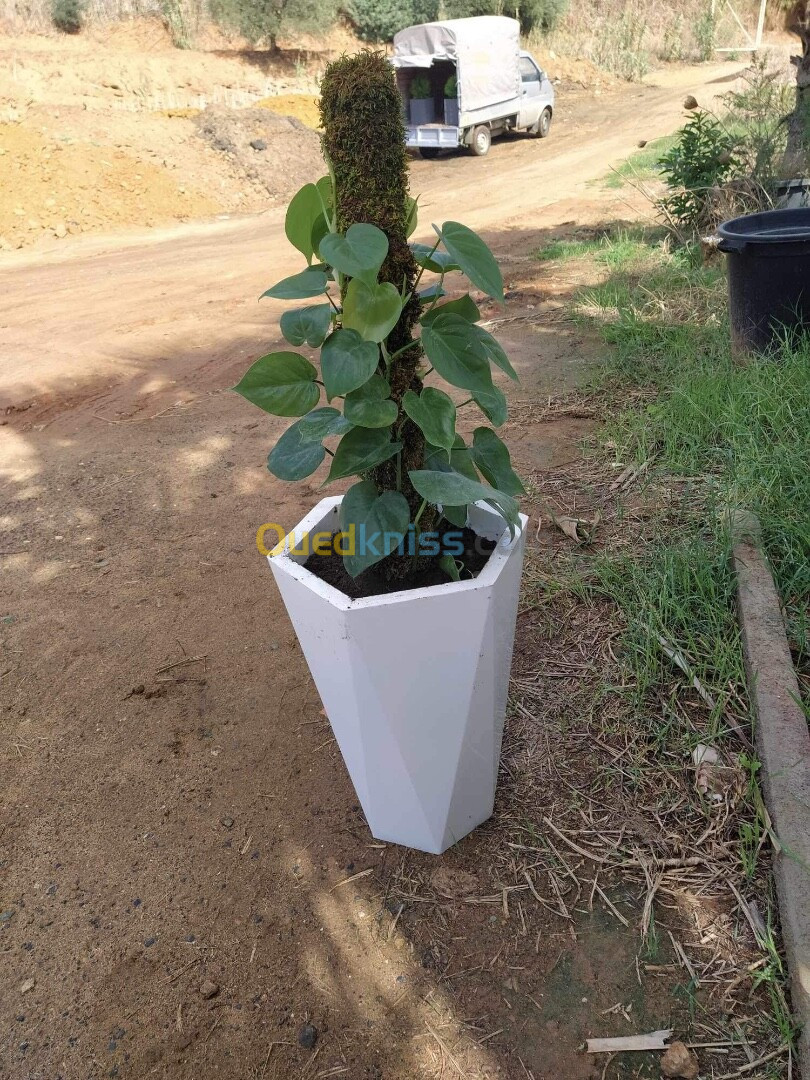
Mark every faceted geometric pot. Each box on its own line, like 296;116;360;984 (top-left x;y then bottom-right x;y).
268;496;528;854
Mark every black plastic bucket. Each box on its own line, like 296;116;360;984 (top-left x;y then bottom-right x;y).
717;207;810;355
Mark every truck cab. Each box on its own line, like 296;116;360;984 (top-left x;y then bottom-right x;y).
391;16;554;158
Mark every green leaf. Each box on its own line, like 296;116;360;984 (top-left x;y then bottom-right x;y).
296;406;353;440
470;428;525;495
418;284;446;301
326;426;402;483
472;384;507;426
320;224;389;287
339;481;411;577
410;242;461;274
442;504;468;528
435;221;504;300
406;196;419;238
421;313;493;393
321;329;380;402
402;387;456;451
267;409;350;482
343;279;403;343
408;469;519;534
425;434;479;482
311;213;330;260
439;553;461;581
344;397;398;428
261;268;327;301
315;174;334;216
279;304;332;348
421;294;480;326
343;373;396;428
233;352;319;417
285;183;322;263
471;324;518;380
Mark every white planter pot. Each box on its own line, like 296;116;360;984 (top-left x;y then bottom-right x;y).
268;497;527;854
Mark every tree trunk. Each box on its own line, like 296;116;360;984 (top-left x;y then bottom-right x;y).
784;2;810;175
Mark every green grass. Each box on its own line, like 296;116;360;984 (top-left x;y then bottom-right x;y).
599;134;678;189
537;226;658;267
538;228;808;1051
573;239;810;669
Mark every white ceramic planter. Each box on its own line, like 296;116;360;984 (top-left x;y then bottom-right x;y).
268;497;528;854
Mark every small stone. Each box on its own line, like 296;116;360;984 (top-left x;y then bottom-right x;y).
660;1040;699;1079
54;222;67;238
199;980;219;1000
143;937;156;947
298;1023;318;1050
249;138;267;151
20;978;35;994
220;816;234;829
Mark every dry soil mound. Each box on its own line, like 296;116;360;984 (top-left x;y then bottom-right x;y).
193;106;324;201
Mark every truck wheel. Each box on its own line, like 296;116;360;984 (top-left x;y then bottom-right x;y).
534;108;552;139
470;126;491;157
419;148;441;160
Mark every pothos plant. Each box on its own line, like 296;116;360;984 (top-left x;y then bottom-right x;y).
234;51;524;585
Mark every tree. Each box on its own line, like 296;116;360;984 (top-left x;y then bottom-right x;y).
211;0;336;49
783;1;810;173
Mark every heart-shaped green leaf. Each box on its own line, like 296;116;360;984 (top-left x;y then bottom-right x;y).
472;384;507;426
296;407;353;441
344;374;396;428
338;481;411;577
233;352;319;417
267;408;351;482
434;221;504;301
471;324;518;380
470;427;525;495
343;279;403;343
320;224;389;287
408;469;519;534
280;304;332;348
261;268;327;301
285;183;323;263
421;313;493;394
410;243;461;274
321;329;380;401
421;294;480;326
402;387;456;451
326;426;402;483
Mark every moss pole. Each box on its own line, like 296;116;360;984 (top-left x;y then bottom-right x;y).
320;51;437;571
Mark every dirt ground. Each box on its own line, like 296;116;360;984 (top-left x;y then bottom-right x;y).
0;41;770;1080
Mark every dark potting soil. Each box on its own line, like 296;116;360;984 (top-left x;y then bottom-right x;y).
305;527;496;600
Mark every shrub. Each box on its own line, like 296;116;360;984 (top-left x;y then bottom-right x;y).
658;110;738;234
517;0;569;34
343;0;438;42
211;0;336;48
693;1;716;61
51;0;83;33
410;74;430;98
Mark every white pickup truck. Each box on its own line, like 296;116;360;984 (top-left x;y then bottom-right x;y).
391;15;555;158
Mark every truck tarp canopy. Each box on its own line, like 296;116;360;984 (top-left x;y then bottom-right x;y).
392;16;520;112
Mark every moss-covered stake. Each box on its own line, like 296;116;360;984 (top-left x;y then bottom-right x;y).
320;51;428;549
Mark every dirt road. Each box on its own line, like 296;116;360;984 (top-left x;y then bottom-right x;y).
1;61;744;1080
0;60;741;415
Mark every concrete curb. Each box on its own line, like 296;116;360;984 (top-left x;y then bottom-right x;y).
733;516;810;1076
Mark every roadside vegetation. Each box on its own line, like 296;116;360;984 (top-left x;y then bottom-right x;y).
523;72;809;1062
